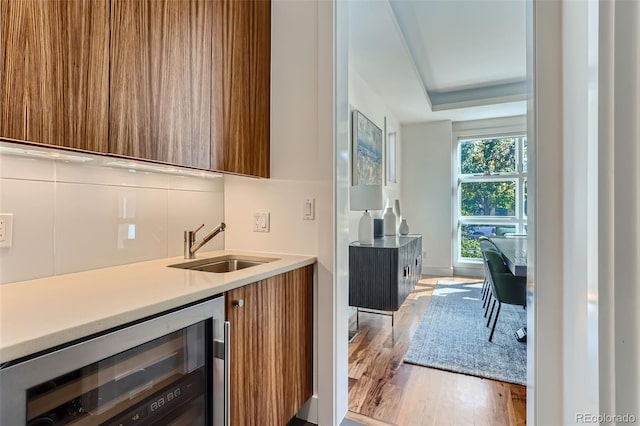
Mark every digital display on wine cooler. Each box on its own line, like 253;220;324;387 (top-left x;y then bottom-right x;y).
149;387;181;412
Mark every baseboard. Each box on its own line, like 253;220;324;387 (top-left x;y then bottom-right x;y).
453;264;484;278
296;394;319;424
343;411;395;425
421;265;454;276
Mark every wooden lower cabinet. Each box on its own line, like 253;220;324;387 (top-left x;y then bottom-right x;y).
225;265;313;425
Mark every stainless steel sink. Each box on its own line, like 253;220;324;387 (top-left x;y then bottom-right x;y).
168;255;277;273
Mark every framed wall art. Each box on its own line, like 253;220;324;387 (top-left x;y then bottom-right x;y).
352;109;383;186
387;131;397;184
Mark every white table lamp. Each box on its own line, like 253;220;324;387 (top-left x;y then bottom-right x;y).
350;185;383;245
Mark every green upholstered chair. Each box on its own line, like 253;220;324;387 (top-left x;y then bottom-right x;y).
484;249;527;342
478;237;501;309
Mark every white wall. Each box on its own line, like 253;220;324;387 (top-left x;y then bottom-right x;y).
223;0;346;423
528;0;640;423
348;71;402;241
224;176;320;255
401;120;453;276
599;0;640;420
0;143;224;284
561;0;600;421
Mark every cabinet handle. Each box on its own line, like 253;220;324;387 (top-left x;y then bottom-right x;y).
232;299;244;308
224;321;231;426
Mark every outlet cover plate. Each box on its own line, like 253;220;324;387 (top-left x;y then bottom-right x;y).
253;212;270;232
303;198;315;220
0;213;14;247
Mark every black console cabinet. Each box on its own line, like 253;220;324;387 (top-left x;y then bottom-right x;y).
349;235;422;311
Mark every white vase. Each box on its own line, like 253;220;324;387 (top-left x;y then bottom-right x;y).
399;219;409;235
383;207;396;235
393;199;401;231
358;211;374;245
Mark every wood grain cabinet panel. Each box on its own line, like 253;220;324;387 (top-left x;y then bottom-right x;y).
109;0;212;169
226;265;313;425
212;0;271;177
0;0;109;151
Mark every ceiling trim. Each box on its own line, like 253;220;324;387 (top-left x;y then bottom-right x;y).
388;0;526;113
430;81;527;111
383;0;433;110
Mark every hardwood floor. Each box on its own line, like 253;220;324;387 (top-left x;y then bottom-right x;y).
348;276;526;426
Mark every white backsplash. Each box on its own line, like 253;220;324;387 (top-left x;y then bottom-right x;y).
0;143;224;284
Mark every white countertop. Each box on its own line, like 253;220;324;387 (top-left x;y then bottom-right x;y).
0;250;316;364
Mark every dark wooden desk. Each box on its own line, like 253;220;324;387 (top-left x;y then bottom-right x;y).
488;236;527;277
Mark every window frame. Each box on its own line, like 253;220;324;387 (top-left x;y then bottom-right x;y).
452;119;527;274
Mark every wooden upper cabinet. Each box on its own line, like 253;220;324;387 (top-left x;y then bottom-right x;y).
212;0;271;178
109;0;212;169
0;0;109;152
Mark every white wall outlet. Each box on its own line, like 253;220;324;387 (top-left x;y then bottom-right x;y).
253;212;270;232
0;213;14;248
303;198;315;220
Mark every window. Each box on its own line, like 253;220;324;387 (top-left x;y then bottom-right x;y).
455;135;527;262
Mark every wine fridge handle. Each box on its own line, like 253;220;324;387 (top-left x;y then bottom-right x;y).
224;320;231;426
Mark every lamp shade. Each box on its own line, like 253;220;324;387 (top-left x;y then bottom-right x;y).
350;185;383;211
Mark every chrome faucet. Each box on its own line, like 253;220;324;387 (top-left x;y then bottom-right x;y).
184;222;226;259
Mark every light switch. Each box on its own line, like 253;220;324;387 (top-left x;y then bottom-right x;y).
303;198;315;220
0;213;14;248
253;212;270;232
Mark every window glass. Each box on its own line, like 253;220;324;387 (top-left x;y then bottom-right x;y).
523;138;528;172
460;181;516;217
523;179;528;217
460;138;516;175
460;224;517;259
455;135;527;263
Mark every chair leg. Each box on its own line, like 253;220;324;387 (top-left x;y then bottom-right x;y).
483;286;490;308
487;299;496;327
484;293;492;317
489;302;502;342
481;280;488;301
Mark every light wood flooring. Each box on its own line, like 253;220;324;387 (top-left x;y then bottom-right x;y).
347;276;526;426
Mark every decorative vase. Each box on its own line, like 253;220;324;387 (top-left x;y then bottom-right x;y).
383;207;396;235
373;218;384;237
399;219;409;235
393;199;402;231
358;211;374;245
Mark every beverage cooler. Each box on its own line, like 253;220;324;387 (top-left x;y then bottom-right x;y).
0;296;229;426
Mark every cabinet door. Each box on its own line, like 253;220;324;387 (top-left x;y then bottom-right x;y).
226;265;313;425
0;0;109;151
109;0;212;169
397;243;413;307
414;237;423;284
212;0;270;177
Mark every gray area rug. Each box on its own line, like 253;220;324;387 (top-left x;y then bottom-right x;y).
403;280;527;386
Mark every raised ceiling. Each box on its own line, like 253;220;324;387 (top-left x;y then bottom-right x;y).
348;0;527;124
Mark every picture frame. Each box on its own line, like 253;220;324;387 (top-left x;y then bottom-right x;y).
352;109;383;186
387;131;397;184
